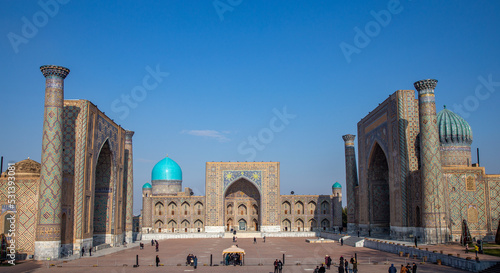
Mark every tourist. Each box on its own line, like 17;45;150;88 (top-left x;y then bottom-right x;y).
151;239;154;246
341;238;344;246
414;236;418;247
314;266;320;273
233;236;235;242
81;246;84;257
339;263;345;273
353;258;358;273
465;244;469;253
155;243;159;252
156;255;160;267
340;256;344;267
319;264;326;273
344;260;349;272
254;237;257;244
263;236;266;242
278;259;283;273
325;255;332;269
89;247;92;256
412;262;417;273
400;264;407;273
406;263;412;273
388;264;397;273
194;256;198;269
274;259;279;273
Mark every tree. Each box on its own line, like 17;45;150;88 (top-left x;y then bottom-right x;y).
342;207;348;227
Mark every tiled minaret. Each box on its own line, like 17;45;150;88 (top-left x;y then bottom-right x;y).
124;130;134;243
414;79;448;244
35;65;70;260
342;134;358;233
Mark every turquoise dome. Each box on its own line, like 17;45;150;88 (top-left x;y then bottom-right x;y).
142;182;152;189
332;182;342;189
437;107;473;146
151;157;182;181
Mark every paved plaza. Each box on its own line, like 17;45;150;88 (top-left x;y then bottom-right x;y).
7;236;499;272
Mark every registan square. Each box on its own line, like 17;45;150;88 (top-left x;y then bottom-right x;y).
1;1;500;272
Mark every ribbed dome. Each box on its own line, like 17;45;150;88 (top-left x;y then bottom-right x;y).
142;182;152;189
437;107;473;146
151;156;182;181
332;182;342;189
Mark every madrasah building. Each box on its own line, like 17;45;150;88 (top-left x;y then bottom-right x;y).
140;160;343;235
342;79;500;244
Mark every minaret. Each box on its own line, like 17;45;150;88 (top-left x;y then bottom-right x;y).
124;130;134;243
142;183;153;233
35;65;70;260
332;182;343;229
414;79;448;244
342;134;358;233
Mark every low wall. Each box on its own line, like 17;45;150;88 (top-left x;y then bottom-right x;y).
262;231;318;238
364;240;498;272
142;232;223;240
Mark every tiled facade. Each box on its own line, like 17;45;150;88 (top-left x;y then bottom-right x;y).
346;81;500;243
0;66;134;260
141;162;342;234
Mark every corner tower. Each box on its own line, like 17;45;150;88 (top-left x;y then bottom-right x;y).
342;134;358;233
35;65;70;260
414;79;448;244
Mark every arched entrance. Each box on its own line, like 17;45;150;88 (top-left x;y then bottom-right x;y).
368;143;390;235
93;140;113;245
224;178;260;231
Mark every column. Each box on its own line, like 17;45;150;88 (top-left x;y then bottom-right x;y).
124;130;134;243
342;134;358;233
414;79;448;244
35;65;70;260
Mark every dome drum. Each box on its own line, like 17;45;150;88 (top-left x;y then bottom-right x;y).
152;180;182;195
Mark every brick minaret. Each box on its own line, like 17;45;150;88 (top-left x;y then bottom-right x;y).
124;130;134;243
35;65;70;260
414;79;448;244
342;134;358;233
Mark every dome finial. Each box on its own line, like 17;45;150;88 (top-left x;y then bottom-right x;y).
444;105;446;109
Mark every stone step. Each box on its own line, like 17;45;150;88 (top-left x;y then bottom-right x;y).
224;232;262;239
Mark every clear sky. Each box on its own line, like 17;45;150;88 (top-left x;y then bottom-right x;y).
1;0;499;215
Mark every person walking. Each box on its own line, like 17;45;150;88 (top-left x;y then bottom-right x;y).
155;242;159;252
412;262;417;273
326;255;332;269
89;247;92;256
81;247;85;257
278;259;283;273
151;239;154;246
414;236;418;247
156;255;160;267
254;237;257;244
388;264;397;273
194;256;198;269
263;236;266;243
344;260;349;272
341;238;344;246
274;259;279;273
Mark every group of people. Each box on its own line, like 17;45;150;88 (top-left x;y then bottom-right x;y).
225;253;242;266
186;253;198;268
388;263;417;273
273;259;284;273
80;246;92;257
150;239;159;252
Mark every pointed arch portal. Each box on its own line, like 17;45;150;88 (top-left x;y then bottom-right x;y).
224;178;261;231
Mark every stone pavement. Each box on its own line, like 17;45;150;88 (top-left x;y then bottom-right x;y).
6;237;498;272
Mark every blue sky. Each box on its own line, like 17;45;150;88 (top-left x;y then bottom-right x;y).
1;0;499;215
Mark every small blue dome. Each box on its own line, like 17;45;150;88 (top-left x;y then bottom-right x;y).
332;182;342;189
142;182;152;189
151;156;182;181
